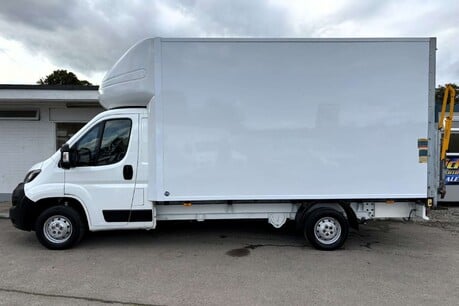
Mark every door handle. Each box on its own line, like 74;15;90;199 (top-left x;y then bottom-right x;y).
123;165;133;180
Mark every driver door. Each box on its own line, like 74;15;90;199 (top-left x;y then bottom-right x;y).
64;114;139;229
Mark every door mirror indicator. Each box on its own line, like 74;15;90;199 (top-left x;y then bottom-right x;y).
60;144;76;169
63;151;70;163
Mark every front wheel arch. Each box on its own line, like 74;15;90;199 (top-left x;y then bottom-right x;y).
33;197;90;230
35;205;86;250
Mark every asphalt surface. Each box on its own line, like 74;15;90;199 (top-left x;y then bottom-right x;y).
0;203;458;306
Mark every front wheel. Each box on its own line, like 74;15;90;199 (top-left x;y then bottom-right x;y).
35;206;85;250
304;208;349;251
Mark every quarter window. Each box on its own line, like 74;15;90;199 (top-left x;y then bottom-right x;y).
73;119;132;166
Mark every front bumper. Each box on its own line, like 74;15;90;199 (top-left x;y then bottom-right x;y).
10;183;37;231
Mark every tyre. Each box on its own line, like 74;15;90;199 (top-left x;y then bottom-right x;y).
35;206;86;250
304;208;349;251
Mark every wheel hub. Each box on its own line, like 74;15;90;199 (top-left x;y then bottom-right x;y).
43;215;73;244
314;217;341;245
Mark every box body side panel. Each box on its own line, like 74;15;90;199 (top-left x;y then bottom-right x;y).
150;40;431;201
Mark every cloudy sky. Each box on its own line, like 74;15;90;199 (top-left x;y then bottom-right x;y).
0;0;458;85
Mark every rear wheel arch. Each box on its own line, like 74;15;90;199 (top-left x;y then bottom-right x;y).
295;202;359;231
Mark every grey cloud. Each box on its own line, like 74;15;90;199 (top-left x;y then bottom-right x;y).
0;0;294;77
0;0;458;84
0;0;80;31
182;0;292;36
330;0;392;24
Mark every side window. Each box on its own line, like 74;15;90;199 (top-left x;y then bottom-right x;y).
73;119;132;167
97;119;132;165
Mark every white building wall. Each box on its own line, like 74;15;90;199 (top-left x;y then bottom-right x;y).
0;103;102;198
0;86;101;200
0;104;55;194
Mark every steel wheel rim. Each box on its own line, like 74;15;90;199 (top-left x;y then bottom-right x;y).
314;216;341;245
43;215;73;244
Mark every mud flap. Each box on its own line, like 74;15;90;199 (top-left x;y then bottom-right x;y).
415;203;429;220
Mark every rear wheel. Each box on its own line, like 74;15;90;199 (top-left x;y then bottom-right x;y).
304;208;349;250
35;206;85;250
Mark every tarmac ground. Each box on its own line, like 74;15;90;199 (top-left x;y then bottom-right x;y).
0;201;458;305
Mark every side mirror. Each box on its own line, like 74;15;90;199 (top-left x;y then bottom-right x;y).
60;144;75;169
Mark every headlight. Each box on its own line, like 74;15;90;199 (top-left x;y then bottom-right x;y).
24;169;41;183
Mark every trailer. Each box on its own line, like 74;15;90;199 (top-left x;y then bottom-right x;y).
10;38;439;250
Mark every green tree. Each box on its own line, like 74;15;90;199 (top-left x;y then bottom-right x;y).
436;83;458;104
37;70;92;86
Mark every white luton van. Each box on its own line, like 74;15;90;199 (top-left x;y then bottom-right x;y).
10;38;440;250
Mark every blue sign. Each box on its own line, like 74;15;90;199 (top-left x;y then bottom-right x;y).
445;157;459;185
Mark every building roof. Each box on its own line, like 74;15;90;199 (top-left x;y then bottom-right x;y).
0;84;98;90
0;84;99;103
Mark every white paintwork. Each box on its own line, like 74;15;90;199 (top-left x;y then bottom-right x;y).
24;152;64;201
63;111;140;229
155;203;298;221
374;202;427;220
99;39;155;109
154;201;427;222
351;201;427;220
415;203;428;220
148;38;432;201
14;38;434;235
45;108;153;230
